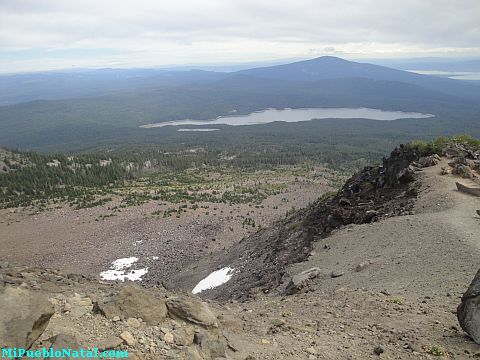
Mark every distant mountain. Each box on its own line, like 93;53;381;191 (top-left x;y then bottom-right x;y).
0;69;227;106
1;56;480;151
237;56;480;101
368;58;480;72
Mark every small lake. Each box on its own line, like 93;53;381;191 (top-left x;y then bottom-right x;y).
141;107;434;128
408;70;480;81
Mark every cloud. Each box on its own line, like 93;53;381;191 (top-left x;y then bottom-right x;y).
0;0;479;72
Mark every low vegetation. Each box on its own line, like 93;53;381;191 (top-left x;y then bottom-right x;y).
0;146;347;212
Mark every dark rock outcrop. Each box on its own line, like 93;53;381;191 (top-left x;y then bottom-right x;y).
458;269;480;344
415;154;441;168
193;144;423;300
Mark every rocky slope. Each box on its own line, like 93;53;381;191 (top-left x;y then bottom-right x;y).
0;263;247;359
170;144;427;300
2;139;480;359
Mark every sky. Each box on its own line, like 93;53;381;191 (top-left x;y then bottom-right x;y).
0;0;479;73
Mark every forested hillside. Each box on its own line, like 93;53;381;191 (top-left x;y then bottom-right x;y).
1;57;479;152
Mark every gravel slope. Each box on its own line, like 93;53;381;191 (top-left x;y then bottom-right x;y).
224;159;480;359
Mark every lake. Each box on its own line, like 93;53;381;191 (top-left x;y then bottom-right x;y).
408;70;480;81
141;107;434;128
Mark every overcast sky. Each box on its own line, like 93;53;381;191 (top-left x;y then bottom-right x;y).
0;0;479;73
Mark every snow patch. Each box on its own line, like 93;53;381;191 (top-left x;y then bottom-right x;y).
100;257;148;281
111;257;138;270
192;267;235;294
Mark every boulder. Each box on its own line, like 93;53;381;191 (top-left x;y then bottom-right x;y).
120;331;136;347
173;347;204;360
66;293;93;317
172;325;195;346
126;317;141;328
284;267;323;295
458;269;480;344
97;336;123;351
355;260;371;272
417;154;440;168
452;164;474;179
166;296;218;328
46;334;81;351
194;329;227;359
95;285;167;325
0;286;55;349
223;330;243;352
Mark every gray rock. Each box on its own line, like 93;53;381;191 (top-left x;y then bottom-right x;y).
120;331;136;347
47;334;81;351
452;164;474;179
166;296;218;328
0;286;54;349
374;345;385;355
222;330;243;352
172;347;203;360
417;155;440;168
97;336;123;351
96;285;167;325
284;267;323;295
66;294;93;318
458;269;480;344
172;325;194;346
196;329;227;359
355;261;371;272
126;317;141;328
330;271;344;278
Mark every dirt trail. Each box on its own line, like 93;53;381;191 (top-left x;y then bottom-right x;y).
421;160;480;251
286;159;480;297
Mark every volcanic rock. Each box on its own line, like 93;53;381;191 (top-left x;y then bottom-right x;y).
0;286;54;349
458;269;480;344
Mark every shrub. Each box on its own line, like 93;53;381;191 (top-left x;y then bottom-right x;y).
425;345;446;356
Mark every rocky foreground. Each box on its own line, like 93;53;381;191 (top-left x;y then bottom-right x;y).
2;139;480;359
0;264;241;359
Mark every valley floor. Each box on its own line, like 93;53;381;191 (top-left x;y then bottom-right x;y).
0;167;332;286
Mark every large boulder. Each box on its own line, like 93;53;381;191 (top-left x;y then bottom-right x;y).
0;286;55;349
452;164;474;179
95;285;167;325
194;329;227;359
458;269;480;343
166;296;218;328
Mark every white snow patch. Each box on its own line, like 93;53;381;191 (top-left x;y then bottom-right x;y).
100;257;148;281
111;257;138;270
192;267;235;294
100;268;148;281
152;256;159;260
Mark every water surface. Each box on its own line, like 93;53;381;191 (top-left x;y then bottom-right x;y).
141;107;434;128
